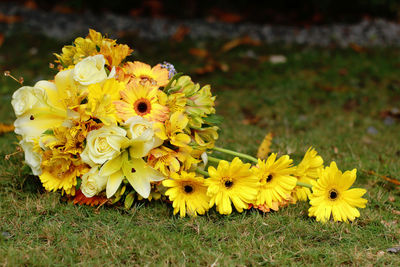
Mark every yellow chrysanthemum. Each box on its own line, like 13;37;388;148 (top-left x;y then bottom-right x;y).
119;61;169;87
39;150;88;195
308;162;368;223
54;29;132;68
163;171;210;217
86;78;125;125
292;147;324;203
206;157;260;215
114;83;169;122
252;154;297;208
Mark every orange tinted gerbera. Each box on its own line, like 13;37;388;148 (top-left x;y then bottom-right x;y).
114;83;169;122
118;61;170;87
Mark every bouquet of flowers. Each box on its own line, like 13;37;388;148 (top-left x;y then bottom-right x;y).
11;30;367;223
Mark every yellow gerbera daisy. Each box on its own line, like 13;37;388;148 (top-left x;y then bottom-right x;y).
120;61;169;87
292;147;324;203
114;83;169;122
206;157;260;215
308;161;368;223
252;153;297;208
163;171;210;217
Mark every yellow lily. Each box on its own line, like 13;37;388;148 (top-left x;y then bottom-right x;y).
99;151;165;198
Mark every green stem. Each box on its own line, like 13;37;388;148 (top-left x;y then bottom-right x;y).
195;168;209;177
296;181;313;189
207;156;222;164
212;146;258;163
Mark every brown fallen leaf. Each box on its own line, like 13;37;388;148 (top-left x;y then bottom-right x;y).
211;9;244;23
349;43;365;53
392;210;400;215
257;132;273;159
24;0;38;10
0;33;4;47
0;13;22;24
221;35;261;53
189;48;209;58
194;59;229;75
171;25;190;42
367;170;400;186
52;5;75;14
241;106;261;125
0;123;14;135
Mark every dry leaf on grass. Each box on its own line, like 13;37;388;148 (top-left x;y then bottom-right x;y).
171;25;190;42
0;13;22;24
0;123;14;135
367;170;400;185
257;132;273;159
189;48;209;58
221;36;261;53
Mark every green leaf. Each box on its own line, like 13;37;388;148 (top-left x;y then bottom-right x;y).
163;72;183;92
42;129;54;135
203;114;224;125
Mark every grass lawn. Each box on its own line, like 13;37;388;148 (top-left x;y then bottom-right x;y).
1;33;400;266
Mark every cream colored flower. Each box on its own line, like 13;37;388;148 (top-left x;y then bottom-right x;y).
11;86;43;117
81;166;108;197
19;139;42;176
72;55;109;86
124;116;163;158
81;125;128;166
13;81;66;142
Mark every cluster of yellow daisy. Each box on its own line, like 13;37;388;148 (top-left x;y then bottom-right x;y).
12;30;367;223
163;147;367;223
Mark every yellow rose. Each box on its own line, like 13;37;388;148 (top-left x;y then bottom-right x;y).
125;116;163;158
19;139;42;176
81;125;128;166
73;54;108;86
81;166;108;198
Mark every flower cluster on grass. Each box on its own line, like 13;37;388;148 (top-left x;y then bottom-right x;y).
11;30;367;223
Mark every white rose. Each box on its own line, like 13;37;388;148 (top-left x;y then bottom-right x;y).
11;86;44;117
81;125;128;166
125;116;163;158
81;166;108;198
19;139;42;176
73;55;108;86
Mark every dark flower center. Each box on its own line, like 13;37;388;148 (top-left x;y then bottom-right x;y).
134;98;151;115
225;180;233;188
266;175;273;183
184;185;193;193
30;115;34;120
137;102;148;113
131;168;136;173
329;189;339;200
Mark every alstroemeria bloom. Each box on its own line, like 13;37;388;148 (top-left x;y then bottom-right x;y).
99;151;165;198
